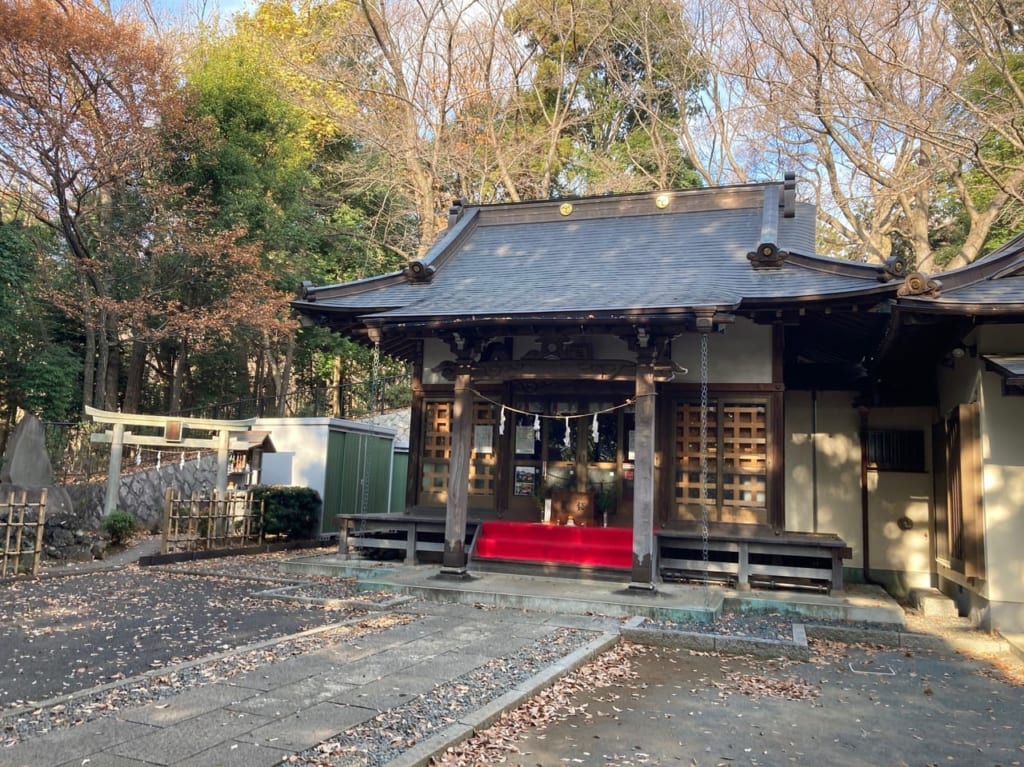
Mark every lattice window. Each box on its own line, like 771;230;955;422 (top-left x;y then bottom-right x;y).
673;402;718;505
673;398;768;525
420;399;496;500
720;403;767;509
470;402;496;496
423;401;452;459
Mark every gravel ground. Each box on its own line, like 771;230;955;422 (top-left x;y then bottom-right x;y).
294;627;594;767
0;613;413;747
644;611;900;642
0;556;371;708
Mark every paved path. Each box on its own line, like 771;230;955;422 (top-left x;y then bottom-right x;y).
5;548;1023;767
3;600;616;767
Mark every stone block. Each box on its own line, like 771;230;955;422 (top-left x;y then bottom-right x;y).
910;587;959;618
1;413;52;486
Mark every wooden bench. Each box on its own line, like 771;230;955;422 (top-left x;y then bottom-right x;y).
656;528;851;592
336;513;479;564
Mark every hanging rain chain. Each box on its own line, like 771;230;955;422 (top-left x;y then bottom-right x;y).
699;331;711;605
369;340;382;415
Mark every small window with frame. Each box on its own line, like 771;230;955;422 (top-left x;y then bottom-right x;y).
867;429;926;472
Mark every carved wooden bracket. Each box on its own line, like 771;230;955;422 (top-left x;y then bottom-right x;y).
897;271;942;298
622;326;670;364
440;331;483;361
521;334;593;361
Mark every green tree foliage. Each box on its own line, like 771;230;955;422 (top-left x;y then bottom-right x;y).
0;222;79;427
506;0;703;195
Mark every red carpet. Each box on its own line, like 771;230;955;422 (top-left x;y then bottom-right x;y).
473;521;633;569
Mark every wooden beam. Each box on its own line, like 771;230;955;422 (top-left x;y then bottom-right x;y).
91;433;220;449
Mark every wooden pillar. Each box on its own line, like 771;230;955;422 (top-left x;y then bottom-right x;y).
442;365;473;574
104;422;125;516
630;360;657;589
405;346;424;511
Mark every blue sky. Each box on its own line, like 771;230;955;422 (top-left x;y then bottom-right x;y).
113;0;255;29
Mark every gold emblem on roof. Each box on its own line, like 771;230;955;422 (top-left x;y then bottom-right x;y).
655;193;670;209
559;202;573;216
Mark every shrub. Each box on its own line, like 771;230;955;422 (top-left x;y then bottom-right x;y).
251;485;321;540
102;509;137;545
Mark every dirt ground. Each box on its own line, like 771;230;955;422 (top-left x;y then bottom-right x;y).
439;621;1024;767
0;559;360;708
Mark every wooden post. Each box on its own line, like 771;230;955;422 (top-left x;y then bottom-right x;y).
406;345;425;511
215;428;230;499
630;360;657;589
162;487;173;554
14;495;25;574
2;491;14;577
104;422;125;516
32;489;46;576
442;365;473;574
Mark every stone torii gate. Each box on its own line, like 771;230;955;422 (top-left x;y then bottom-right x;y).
86;407;257;517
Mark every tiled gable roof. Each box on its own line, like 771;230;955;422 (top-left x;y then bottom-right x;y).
296;183;890;325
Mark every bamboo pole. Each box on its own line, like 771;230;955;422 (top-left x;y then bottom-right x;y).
32;489;47;576
13;492;26;574
1;491;12;577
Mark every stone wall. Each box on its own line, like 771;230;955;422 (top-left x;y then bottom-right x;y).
64;455;220;531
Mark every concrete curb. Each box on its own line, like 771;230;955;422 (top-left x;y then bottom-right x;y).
252;584;416;612
1006;633;1024;663
804;624;948;651
621;616;811;660
382;631;621;767
356;578;721;624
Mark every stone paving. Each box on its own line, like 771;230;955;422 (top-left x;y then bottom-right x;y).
4;549;1024;767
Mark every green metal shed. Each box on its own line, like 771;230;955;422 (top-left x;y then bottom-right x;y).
321;423;396;536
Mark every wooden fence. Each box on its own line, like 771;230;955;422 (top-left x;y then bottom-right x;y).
161;489;264;554
1;489;47;577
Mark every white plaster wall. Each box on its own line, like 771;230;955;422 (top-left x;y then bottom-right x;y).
252;418;331;497
979;373;1024;613
422;338;451;385
784;390;814;532
935;343;1024;631
975;323;1024;354
784;390;862;561
865;408;933;587
672;319;772;383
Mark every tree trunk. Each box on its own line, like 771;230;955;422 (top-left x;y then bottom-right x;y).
332;354;344;417
277;333;295;418
93;308;109;410
122;339;148;413
168;338;188;414
80;273;96;412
